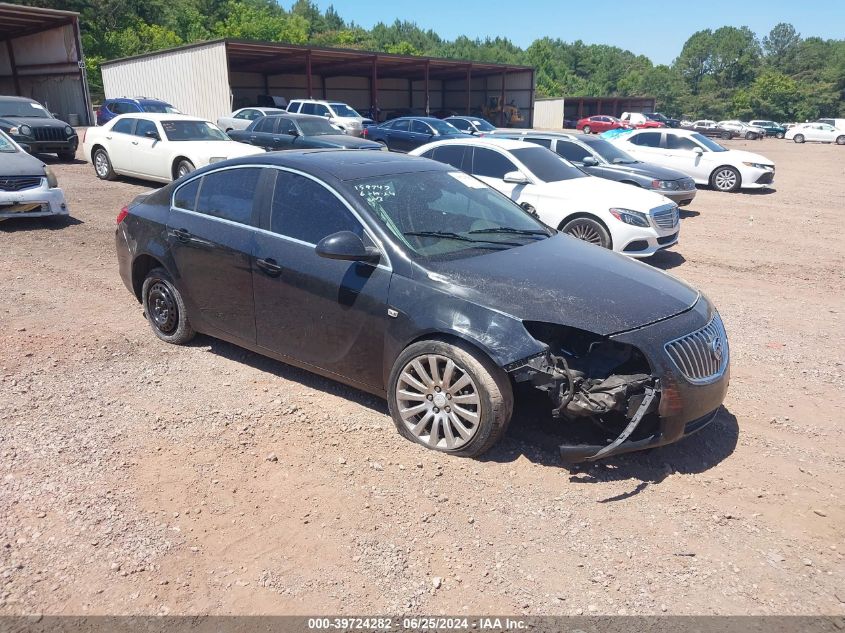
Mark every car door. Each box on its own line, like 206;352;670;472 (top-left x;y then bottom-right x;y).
468;146;523;200
130;118;170;181
252;168;391;388
406;119;435;151
661;133;711;181
271;117;298;150
245;117;276;150
387;119;411;151
106;117;138;173
623;131;665;165
552;138;597;173
167;166;263;342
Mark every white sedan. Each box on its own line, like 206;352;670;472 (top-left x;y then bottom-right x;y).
216;107;286;132
607;128;775;192
82;113;263;183
410;137;681;258
785;123;845;145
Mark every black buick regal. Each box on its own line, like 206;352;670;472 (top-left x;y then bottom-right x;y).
116;150;729;462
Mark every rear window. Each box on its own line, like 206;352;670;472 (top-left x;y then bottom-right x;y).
195;167;262;225
631;132;662;147
112;118;135;134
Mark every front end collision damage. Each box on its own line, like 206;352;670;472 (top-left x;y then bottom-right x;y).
506;322;661;462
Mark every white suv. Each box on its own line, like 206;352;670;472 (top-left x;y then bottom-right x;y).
286;99;365;136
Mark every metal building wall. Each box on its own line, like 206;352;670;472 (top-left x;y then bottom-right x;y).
0;24;90;124
534;98;565;129
442;70;534;127
102;42;230;122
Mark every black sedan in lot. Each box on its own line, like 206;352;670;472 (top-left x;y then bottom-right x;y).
363;117;464;152
495;130;698;206
116;150;729;462
227;113;383;151
0;95;78;160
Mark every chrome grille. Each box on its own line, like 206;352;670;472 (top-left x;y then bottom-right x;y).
652;205;679;229
665;314;729;384
0;176;42;191
34;127;64;141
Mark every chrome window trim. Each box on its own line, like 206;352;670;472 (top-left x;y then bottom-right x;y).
170;163;393;272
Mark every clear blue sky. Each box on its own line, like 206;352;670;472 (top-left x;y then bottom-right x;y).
305;0;845;65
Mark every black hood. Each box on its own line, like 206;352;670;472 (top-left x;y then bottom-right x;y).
425;234;699;336
0;149;46;176
0;116;67;128
601;161;690;181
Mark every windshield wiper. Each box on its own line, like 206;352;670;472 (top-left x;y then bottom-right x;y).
468;226;548;238
404;230;520;247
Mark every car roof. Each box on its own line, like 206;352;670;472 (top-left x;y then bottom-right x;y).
423;137;527;150
0;95;39;103
258;112;327;121
208;149;451;182
496;130;578;141
111;113;205;122
389;116;450;124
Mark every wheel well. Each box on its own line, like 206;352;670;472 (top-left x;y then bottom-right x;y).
90;144;105;162
131;255;163;301
557;212;613;249
171;157;191;180
400;332;502;374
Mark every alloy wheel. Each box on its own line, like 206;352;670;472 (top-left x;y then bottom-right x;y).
94;151;109;177
147;281;179;335
395;354;481;450
713;168;738;191
583;125;591;134
565;220;604;245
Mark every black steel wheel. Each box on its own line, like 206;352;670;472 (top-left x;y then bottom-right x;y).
561;216;611;249
141;267;194;344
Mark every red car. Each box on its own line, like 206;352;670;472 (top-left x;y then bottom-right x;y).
576;115;630;134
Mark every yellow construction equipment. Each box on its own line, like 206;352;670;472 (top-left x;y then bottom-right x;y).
482;96;524;127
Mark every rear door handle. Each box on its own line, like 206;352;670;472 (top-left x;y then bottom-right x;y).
256;257;283;277
172;228;192;242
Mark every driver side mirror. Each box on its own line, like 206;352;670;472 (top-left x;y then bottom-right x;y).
145;130;160;140
503;170;530;185
692;147;704;155
581;156;598;166
315;231;380;263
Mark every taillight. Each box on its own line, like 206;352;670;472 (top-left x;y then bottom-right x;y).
361;128;368;137
116;206;128;224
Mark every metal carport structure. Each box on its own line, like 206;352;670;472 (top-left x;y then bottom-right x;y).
0;2;93;125
101;40;536;127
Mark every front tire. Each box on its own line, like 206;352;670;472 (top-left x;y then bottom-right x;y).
793;134;805;144
141;267;195;345
561;216;611;249
58;150;76;161
582;125;592;134
836;135;845;146
388;339;513;457
710;166;741;192
93;148;116;180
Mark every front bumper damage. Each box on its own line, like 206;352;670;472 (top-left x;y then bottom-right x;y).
507;306;728;462
0;185;69;219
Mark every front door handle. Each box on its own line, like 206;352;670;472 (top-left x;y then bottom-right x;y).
256;257;283;277
172;228;192;242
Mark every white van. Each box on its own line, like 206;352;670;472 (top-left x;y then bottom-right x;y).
817;118;845;130
286;99;365;136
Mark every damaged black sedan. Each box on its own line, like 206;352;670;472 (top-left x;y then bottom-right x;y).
116;150;729;462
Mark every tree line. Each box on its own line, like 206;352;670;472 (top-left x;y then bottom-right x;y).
18;0;845;120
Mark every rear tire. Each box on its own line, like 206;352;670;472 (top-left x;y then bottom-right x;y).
720;131;731;140
387;339;513;457
745;131;755;140
561;216;611;249
793;134;805;144
710;166;741;192
776;132;785;139
141;267;195;345
93;148;116;180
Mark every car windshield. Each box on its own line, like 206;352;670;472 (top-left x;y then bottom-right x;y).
470;119;496;131
351;170;551;261
430;120;461;135
330;103;361;118
0;132;17;152
690;133;728;152
581;137;638;164
298;118;338;136
141;103;180;114
645;113;667;122
160;120;229;141
0;100;51;118
511;147;587;182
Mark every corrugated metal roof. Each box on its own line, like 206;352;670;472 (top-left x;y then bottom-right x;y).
101;38;533;80
0;3;79;41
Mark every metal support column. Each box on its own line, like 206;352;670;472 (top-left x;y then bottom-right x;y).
306;50;313;98
499;71;506;127
465;65;471;115
371;56;379;121
6;40;20;95
424;60;430;116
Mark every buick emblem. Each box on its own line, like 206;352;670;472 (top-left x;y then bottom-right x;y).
710;336;723;361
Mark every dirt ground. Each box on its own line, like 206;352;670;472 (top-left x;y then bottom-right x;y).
1;138;843;617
